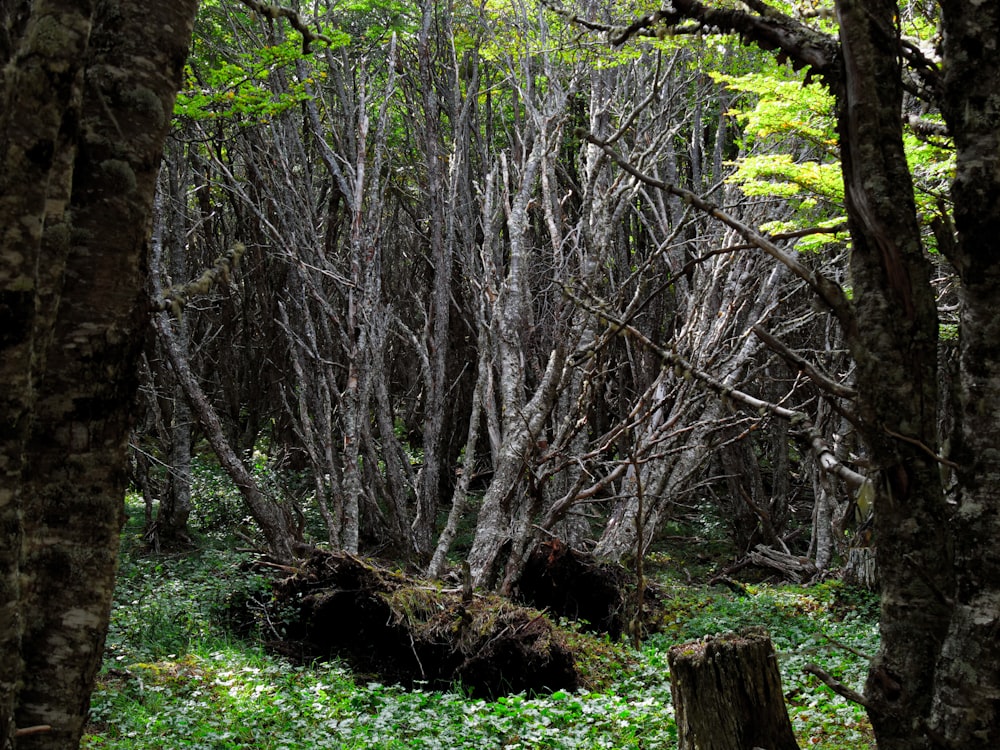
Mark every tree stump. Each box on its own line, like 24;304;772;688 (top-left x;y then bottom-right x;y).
842;545;878;591
668;628;799;750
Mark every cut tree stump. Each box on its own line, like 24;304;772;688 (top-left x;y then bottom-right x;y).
668;627;799;750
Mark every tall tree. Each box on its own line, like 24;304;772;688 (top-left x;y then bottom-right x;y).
0;2;198;748
591;1;995;747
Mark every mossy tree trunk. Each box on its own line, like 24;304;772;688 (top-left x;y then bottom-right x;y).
0;2;198;747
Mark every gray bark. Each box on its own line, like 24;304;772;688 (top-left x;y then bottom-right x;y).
155;312;299;562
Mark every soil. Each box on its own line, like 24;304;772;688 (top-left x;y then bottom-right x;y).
512;539;633;639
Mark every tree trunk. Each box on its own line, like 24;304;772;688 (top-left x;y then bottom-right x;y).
930;2;1000;744
833;4;952;747
410;0;454;559
668;629;799;750
0;1;94;742
150;157;193;548
2;3;199;747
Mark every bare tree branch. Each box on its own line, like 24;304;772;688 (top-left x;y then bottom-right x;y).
236;0;332;52
583;131;857;337
565;286;869;492
803;663;874;710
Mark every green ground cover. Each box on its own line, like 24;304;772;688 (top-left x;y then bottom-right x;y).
84;503;877;749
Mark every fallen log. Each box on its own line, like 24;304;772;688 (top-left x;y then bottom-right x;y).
232;550;579;699
748;544;818;583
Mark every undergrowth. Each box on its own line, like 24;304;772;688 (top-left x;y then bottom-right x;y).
84;500;878;749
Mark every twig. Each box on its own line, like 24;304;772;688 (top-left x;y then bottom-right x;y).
882;424;958;470
15;725;53;737
803;662;873;710
564;286;868;491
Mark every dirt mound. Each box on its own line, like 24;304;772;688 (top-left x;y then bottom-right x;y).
255;551;579;699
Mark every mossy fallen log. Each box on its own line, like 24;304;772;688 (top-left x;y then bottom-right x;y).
241;550;579;699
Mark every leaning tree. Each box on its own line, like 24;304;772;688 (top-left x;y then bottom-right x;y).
573;0;996;748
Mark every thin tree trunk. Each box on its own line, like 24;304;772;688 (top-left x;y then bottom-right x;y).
427;339;490;579
410;0;454;558
155;313;298;562
467;345;568;587
152;157;193;547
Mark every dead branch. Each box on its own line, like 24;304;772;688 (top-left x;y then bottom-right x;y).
803;662;873;710
748;544;817;583
236;0;333;52
14;725;52;737
545;0;840;84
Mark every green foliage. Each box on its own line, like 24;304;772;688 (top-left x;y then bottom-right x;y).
174;36;322;123
714;44;955;253
712;68;848;251
88;516;878;750
189;455;249;536
904;126;955;237
105;544;253;663
334;0;412;43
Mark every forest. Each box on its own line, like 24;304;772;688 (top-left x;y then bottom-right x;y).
2;0;998;748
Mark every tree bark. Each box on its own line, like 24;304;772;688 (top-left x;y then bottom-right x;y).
669;629;799;750
1;3;95;743
929;2;1000;745
2;3;198;747
832;5;951;748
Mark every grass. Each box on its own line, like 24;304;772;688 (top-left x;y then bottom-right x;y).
84;500;879;749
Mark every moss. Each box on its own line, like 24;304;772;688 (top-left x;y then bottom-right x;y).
124;86;165;126
100;159;137;194
42;221;71;252
71;226;96;245
381;586;448;627
29;15;79;63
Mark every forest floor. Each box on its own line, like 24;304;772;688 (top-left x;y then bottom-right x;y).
83;499;878;749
